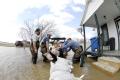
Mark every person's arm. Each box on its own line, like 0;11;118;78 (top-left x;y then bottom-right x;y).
33;41;37;53
66;47;71;52
46;41;49;53
63;42;71;52
63;42;71;49
32;35;38;53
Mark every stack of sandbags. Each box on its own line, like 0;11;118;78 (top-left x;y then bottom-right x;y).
49;57;84;80
66;50;74;60
93;57;120;74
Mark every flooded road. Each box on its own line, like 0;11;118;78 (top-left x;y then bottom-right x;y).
0;46;119;80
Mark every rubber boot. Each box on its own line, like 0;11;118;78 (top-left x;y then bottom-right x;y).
32;53;38;64
42;54;48;62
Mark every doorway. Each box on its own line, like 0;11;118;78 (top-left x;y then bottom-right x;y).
101;24;109;46
115;16;120;50
118;21;120;50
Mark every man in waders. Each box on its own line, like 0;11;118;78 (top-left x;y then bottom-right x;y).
30;28;41;64
62;38;83;63
41;33;52;62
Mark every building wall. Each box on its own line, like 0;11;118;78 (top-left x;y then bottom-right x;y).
83;0;104;24
107;20;118;50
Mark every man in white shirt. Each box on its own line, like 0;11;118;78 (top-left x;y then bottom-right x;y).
30;28;41;64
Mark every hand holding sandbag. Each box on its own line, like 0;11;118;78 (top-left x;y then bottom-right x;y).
43;53;53;61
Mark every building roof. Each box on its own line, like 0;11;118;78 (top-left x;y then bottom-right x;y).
80;0;120;27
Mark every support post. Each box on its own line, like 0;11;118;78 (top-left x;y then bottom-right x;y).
83;24;86;51
80;24;86;67
94;14;102;56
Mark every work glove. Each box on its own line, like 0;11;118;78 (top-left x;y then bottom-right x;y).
46;53;53;61
43;53;48;56
43;53;53;61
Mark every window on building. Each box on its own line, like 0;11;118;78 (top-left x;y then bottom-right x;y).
101;24;109;46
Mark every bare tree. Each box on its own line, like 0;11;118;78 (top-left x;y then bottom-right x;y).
38;20;56;42
19;28;28;41
24;21;34;41
19;19;56;43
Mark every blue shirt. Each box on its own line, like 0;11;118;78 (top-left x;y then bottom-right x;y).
63;40;69;46
63;40;80;52
42;35;49;44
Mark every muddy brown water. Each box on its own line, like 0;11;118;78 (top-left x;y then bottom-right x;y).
0;46;120;80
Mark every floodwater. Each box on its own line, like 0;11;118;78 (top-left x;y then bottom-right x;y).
0;46;120;80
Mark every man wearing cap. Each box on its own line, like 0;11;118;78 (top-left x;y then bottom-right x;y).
30;28;41;64
41;33;52;62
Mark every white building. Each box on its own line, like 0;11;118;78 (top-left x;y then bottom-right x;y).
80;0;120;55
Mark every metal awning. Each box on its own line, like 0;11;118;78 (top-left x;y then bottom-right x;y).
83;0;120;27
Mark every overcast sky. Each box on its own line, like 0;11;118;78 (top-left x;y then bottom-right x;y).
0;0;96;43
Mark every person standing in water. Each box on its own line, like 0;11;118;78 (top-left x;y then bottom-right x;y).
30;28;41;64
41;33;52;62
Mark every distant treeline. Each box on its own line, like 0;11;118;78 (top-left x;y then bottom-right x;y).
0;41;15;47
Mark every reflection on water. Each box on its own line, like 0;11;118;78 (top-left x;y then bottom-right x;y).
0;46;120;80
